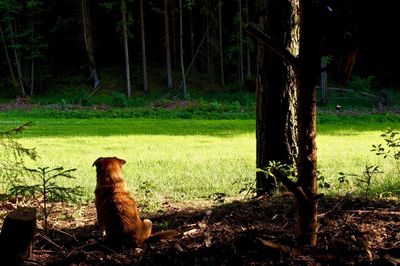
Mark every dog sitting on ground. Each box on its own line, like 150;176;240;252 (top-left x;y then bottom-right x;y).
93;157;152;247
93;157;179;247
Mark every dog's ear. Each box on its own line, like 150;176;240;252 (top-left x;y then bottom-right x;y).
115;157;126;165
93;157;103;167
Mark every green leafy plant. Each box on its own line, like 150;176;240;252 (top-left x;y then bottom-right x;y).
137;180;157;210
356;165;382;201
234;176;256;199
337;172;354;196
259;161;297;184
347;75;375;91
210;192;227;205
0;123;38;188
10;166;82;232
317;170;331;190
111;91;129;107
371;129;400;174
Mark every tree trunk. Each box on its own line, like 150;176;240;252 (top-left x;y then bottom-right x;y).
189;7;194;62
248;0;324;248
139;0;148;94
205;0;214;88
9;22;26;97
0;207;36;265
245;0;251;78
30;20;35;96
238;0;244;84
0;22;17;87
81;0;100;89
255;0;298;196
218;0;225;87
171;0;177;67
121;0;131;98
179;0;187;98
294;0;321;246
164;0;173;90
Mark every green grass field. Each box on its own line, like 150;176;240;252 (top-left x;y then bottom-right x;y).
1;108;400;210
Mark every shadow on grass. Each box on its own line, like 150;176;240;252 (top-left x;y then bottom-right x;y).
30;196;400;266
0;119;256;138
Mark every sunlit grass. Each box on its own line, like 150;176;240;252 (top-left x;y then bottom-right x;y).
1;112;400;210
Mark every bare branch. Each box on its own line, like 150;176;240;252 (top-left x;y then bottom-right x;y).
269;168;309;203
245;22;299;73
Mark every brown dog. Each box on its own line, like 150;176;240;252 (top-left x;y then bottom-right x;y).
93;157;152;247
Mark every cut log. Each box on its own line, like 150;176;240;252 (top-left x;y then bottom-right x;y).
0;207;36;265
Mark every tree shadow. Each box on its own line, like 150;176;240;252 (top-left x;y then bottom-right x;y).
28;196;400;265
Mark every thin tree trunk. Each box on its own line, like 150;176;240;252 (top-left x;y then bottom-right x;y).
189;8;194;61
179;0;187;98
139;0;148;94
0;22;17;86
10;22;26;97
171;0;177;67
238;0;244;84
121;0;131;98
295;0;319;247
30;20;34;96
30;60;34;96
205;0;213;88
218;0;225;87
164;0;173;90
81;0;100;89
245;0;251;78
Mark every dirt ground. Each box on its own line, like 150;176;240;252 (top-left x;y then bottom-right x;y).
1;195;399;266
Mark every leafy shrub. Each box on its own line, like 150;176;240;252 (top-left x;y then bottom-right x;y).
111;91;129;107
10;166;82;231
347;75;375;91
0;123;37;189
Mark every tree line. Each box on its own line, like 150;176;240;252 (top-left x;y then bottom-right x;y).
1;0;398;99
0;0;262;98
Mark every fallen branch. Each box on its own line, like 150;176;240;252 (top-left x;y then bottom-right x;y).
256;237;291;255
346;210;400;215
38;234;62;250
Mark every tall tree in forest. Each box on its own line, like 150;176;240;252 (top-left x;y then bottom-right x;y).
179;0;187;98
81;0;100;89
254;0;298;196
244;0;251;78
163;0;173;90
139;0;148;93
217;0;224;86
0;0;45;97
247;0;335;246
0;22;17;87
0;1;26;96
121;0;132;98
238;0;244;84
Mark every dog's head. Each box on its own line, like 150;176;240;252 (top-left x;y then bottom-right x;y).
93;157;126;182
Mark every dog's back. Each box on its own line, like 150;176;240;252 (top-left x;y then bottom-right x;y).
93;157;152;246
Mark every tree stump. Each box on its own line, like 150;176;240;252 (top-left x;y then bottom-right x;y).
0;207;36;265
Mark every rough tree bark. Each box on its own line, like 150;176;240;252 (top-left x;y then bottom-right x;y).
255;0;298;196
164;0;173;90
0;207;36;265
121;0;131;98
179;0;187;98
139;0;148;94
218;0;225;87
247;0;321;246
238;0;244;84
0;22;17;87
81;0;100;89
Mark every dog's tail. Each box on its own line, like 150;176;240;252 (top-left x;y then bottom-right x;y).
144;230;181;244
